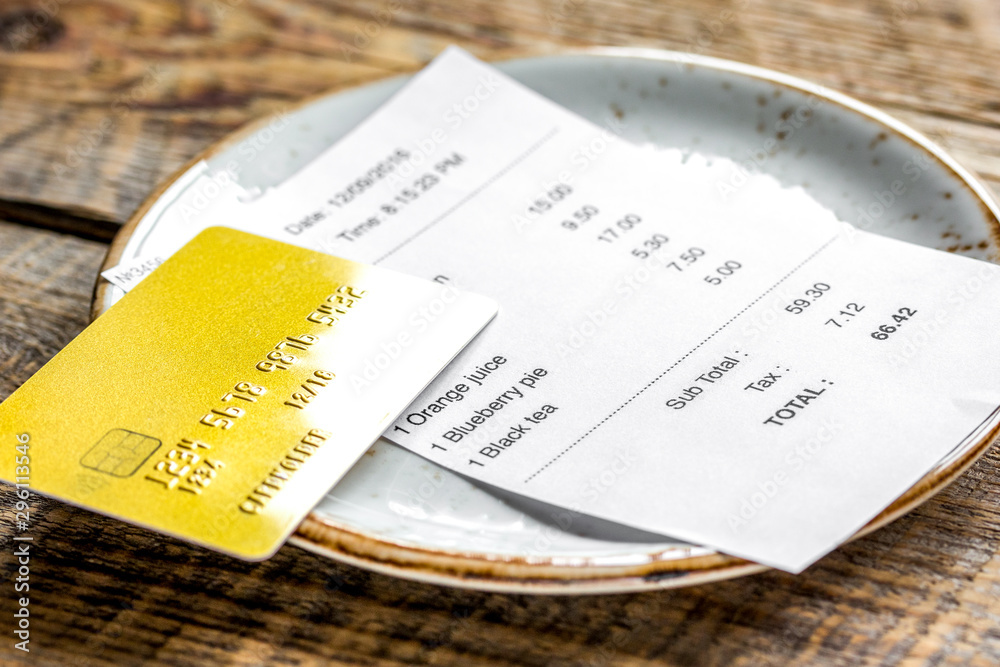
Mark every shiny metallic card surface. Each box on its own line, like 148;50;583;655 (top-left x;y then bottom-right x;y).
0;227;497;559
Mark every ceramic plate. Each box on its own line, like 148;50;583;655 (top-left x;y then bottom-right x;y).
95;49;1000;594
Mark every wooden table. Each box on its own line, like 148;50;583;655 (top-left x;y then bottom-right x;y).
2;0;1000;664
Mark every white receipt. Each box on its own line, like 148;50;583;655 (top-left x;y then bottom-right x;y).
110;48;1000;572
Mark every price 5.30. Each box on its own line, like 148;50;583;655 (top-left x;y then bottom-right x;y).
631;233;669;259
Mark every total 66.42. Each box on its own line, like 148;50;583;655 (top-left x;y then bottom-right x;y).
870;307;918;340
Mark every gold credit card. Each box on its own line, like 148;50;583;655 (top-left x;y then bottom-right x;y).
0;227;497;559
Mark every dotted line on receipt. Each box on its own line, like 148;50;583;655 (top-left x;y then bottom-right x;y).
523;234;840;484
373;127;560;265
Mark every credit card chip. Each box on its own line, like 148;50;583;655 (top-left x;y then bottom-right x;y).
80;429;161;477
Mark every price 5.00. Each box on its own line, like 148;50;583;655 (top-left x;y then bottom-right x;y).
703;261;743;285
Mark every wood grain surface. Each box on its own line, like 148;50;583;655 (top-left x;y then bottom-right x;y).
2;0;1000;664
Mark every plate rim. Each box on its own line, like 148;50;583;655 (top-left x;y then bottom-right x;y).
94;47;1000;594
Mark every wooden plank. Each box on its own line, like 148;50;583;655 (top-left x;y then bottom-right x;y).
0;220;106;397
0;0;489;226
